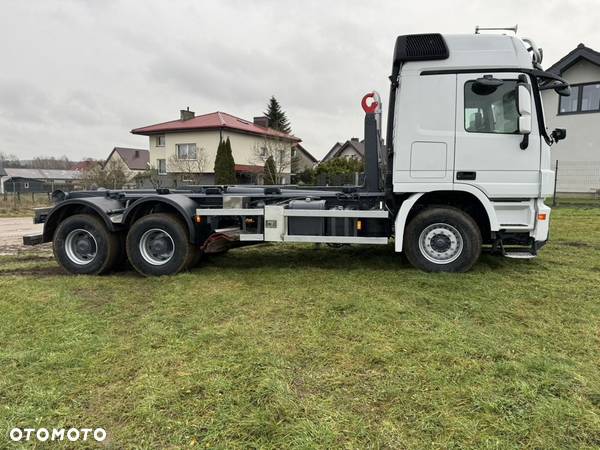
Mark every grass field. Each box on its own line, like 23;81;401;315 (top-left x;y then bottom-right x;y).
0;207;599;448
0;195;52;217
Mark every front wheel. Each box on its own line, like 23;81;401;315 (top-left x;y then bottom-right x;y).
404;206;481;273
126;213;197;276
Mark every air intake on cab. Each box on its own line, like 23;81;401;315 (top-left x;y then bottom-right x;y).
393;33;449;64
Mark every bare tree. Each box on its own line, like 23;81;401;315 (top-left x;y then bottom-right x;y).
80;158;128;189
253;138;292;184
135;165;164;189
80;164;103;189
168;146;207;184
0;152;22;168
31;155;72;170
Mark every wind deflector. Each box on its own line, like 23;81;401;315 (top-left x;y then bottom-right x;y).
384;33;449;202
393;33;449;64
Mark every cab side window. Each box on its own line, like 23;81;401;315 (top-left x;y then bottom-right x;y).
465;80;519;134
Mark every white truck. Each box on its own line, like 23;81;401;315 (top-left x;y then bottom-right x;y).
25;31;569;275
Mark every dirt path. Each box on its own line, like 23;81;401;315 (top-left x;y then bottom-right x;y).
0;217;46;255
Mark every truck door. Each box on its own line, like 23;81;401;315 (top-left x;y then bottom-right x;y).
454;73;541;198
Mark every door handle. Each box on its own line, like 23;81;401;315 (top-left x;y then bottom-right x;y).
456;171;476;181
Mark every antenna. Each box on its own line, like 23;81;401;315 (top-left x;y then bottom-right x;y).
475;25;518;34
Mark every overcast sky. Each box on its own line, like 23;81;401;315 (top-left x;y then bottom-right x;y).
1;0;597;161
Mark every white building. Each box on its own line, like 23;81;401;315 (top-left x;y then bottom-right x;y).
131;109;301;185
321;138;365;163
542;43;600;193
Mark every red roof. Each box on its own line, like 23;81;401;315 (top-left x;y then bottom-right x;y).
234;164;264;174
131;111;300;142
72;160;100;171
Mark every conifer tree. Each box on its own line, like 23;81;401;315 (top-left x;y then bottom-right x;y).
214;139;236;184
224;137;236;184
264;96;292;134
264;155;278;185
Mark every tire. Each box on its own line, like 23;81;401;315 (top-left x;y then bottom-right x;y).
126;213;196;276
53;213;120;275
189;247;203;268
404;206;482;273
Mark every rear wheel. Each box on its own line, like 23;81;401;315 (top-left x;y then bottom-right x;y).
404;206;481;272
126;213;196;276
53;214;120;275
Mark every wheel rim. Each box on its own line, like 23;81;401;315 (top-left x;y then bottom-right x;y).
418;223;463;264
139;228;175;266
65;229;98;265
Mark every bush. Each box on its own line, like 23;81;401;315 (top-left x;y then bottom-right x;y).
316;157;363;176
214;138;236;184
264;156;278;185
292;168;316;185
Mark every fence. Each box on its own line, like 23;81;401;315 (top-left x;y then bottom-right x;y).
553;160;600;196
0;192;53;215
314;172;363;186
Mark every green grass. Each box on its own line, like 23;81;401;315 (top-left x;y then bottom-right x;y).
0;207;599;449
549;196;600;209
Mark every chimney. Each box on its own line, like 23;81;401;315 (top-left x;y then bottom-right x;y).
180;107;195;121
351;137;359;142
253;116;269;128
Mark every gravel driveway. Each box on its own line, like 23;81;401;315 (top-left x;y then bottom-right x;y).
0;217;45;255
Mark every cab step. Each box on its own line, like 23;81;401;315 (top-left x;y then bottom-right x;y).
504;251;537;259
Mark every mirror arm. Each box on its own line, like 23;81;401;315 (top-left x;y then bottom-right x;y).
520;134;529;150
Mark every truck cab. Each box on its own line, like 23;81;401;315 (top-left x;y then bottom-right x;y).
386;33;568;270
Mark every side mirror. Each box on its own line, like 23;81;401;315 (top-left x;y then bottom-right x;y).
475;76;504;87
516;83;532;150
551;128;567;142
472;76;503;95
555;85;571;97
517;84;532;135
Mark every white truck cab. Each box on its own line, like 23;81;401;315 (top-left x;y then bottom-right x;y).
387;33;568;269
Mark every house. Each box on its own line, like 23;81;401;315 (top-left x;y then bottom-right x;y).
0;168;80;194
131;108;301;185
321;138;365;162
104;147;150;180
542;43;600;193
291;143;318;172
72;160;101;172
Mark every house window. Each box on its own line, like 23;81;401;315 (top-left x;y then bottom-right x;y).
464;80;519;134
157;159;166;175
156;135;165;147
260;146;268;157
581;83;600;112
559;86;580;114
176;143;197;160
558;83;600;114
